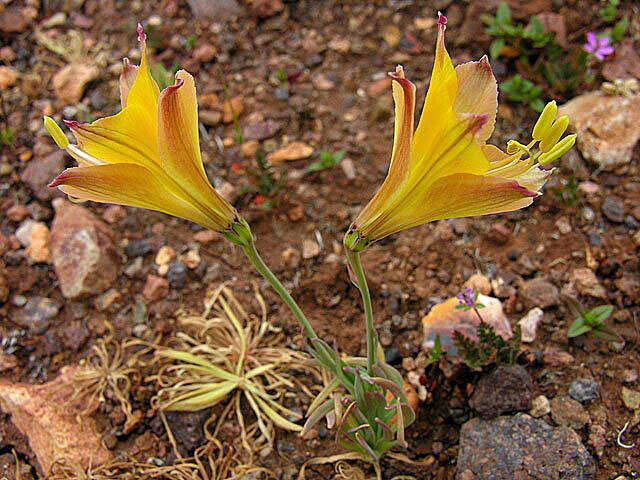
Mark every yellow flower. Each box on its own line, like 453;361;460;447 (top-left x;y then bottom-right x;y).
344;14;576;251
44;25;237;234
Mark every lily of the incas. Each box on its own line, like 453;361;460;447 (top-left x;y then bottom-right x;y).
344;14;576;252
43;25;250;244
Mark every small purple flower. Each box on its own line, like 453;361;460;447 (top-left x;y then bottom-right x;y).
457;287;475;308
583;32;615;61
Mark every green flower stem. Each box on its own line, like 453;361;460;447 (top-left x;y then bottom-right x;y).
241;239;318;342
345;249;376;374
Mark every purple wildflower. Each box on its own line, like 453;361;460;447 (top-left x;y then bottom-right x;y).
457;287;475;308
583;32;615;61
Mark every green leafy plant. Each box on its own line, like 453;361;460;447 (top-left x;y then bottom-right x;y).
552;176;580;206
501;75;545;111
306;149;345;173
241;152;287;209
186;34;198;50
454;323;521;370
567;303;619;341
610;16;629;43
0;127;14;146
599;0;620;22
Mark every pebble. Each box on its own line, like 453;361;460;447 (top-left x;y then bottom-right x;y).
0;66;18;89
543;347;574;366
581;207;595;222
52;63;100;104
601;196;625;223
555;217;572;234
621;387;640;410
569;378;600;403
199;110;222;126
570;268;607;299
521;278;559;309
274;87;289;101
243;120;281;141
16;297;60;334
155;246;175;266
222;96;244;123
102;205;126;224
125;239;153;258
464;273;491;296
142;275;169;301
518;307;543;343
167;261;187;289
340;158;356;180
622;368;638;384
267;142;314;163
301;239;320;259
529;395;551;417
550;395;590;429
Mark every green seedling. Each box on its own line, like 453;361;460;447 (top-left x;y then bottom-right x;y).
151;62;181;90
599;0;620;22
240;152;287;209
610;16;629;43
1;127;14;146
501;75;545;111
306;150;346;173
567;302;619;341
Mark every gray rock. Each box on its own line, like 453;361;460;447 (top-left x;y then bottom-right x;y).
167;261;187;290
20;151;65;201
521;278;559;309
165;409;211;456
550;395;590;429
469;365;533;418
569;378;599;403
457;413;595;480
243;120;282;140
16;297;60;334
601;196;625;223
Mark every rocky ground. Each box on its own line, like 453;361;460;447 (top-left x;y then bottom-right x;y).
0;0;639;479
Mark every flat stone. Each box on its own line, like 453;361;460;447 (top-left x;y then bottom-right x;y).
243;120;282;140
52;63;100;104
267;141;314;163
521;278;559;309
301;239;320;259
569;378;599;403
558;92;640;170
518;307;543;343
469;365;533;418
550;395;590;429
543;347;574;366
49;200;119;299
20;151;65;201
601;195;625;223
570;268;607;299
0;366;113;472
457;413;595;480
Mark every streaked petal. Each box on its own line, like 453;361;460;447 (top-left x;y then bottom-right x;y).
157;70;236;223
354;67;415;230
50;164;227;231
124;25;160;113
119;58;138;108
453;56;497;142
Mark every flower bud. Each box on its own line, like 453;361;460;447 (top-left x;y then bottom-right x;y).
540;115;569;152
43;116;69;149
538;134;576;166
532;101;557;141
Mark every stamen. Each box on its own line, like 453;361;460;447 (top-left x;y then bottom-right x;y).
67;144;107;167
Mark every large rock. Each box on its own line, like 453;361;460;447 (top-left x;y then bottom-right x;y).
49;199;119;298
559;92;640;170
469;365;533;418
457;413;595;479
0;366;113;473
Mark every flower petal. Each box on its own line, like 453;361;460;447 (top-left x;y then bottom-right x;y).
453;56;497;142
50;164;227;231
157;70;236;223
119;58;138;108
123;24;160;113
373;173;537;239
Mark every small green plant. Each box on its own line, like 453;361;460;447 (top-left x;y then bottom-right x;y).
151;62;181;90
567;303;619;341
186;34;198;50
241;152;287;209
0;127;14;146
501;75;545;111
609;16;629;43
599;0;620;22
555;176;580;206
306;150;345;173
275;68;288;85
454;322;521;370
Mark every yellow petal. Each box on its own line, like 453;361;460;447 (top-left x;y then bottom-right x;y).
50;164;227;231
157;70;236;224
124;25;160;114
411;13;458;167
119;58;138;108
354;67;415;231
453;56;497;143
374;173;537;238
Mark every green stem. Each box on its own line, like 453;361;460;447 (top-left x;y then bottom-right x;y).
345;249;376;374
241;239;318;341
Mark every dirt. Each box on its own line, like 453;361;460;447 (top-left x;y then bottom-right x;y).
1;0;639;479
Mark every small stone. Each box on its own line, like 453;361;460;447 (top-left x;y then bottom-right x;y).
7;204;30;222
521;278;559;309
20;151;65;201
102;205;126;224
94;289;120;311
601;196;625;223
199;110;222;126
518;307;543;343
529;395;551;417
469;365;533;418
192;44;217;63
0;7;32;33
281;247;301;269
367;78;391;97
222;96;244;123
240;140;259;158
274;87;289;101
243;120;281;141
543;347;574;366
570;268;607;299
311;73;335;90
328;37;350;53
621;387;640;410
124;257;143;278
302;239;320;259
25;222;51;263
267;142;314;163
181;249;201;269
287;205;304;222
52;63;100;104
578;181;600;195
582;207;595;222
0;66;18;89
143;275;169;301
167;261;187;289
569;378;600;403
155;246;175;266
217;181;238;204
0;352;18;372
622;368;638;384
464;273;491;296
15;219;38;247
125;239;152;258
457;413;595;479
550;395;590;429
16;297;60;334
382;24;401;48
193;230;219;243
555;217;572;234
340;158;356;180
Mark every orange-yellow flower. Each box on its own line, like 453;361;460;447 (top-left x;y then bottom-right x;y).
44;25;237;233
344;14;576;251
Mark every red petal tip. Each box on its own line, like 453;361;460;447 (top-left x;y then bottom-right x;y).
48;170;70;188
62;119;80;129
137;23;146;43
437;12;447;29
